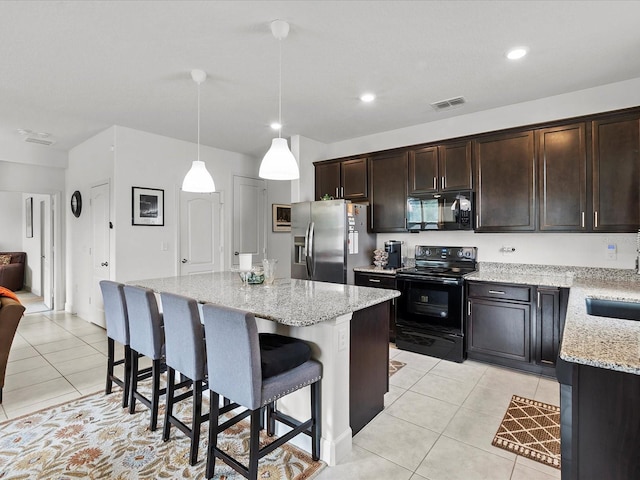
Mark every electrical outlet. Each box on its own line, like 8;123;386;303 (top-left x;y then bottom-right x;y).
338;327;348;351
606;243;617;260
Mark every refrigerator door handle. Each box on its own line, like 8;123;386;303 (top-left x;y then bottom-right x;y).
304;222;311;278
307;221;315;278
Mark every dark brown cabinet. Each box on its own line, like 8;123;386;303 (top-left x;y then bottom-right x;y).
537;123;587;231
354;271;397;341
408;141;472;194
369;151;408;232
467;281;566;375
467;283;532;364
314;157;368;201
592;115;640;232
534;287;562;367
474;131;536;232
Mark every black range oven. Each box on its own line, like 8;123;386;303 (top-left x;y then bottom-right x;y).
396;246;477;363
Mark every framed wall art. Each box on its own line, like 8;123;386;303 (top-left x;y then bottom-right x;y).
272;203;291;232
132;187;164;226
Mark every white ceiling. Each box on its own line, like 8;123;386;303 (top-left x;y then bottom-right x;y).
1;0;640;159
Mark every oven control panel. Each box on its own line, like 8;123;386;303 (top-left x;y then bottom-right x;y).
415;246;477;262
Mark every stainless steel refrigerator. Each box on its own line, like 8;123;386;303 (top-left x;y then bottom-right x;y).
291;200;375;284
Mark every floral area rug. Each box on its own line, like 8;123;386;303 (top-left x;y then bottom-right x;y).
492;395;561;469
0;380;324;479
388;360;406;377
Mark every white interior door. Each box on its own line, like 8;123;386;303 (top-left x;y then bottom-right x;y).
40;198;53;308
180;191;223;275
91;183;110;327
232;176;266;267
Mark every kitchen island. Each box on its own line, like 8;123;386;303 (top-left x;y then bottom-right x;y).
130;271;400;466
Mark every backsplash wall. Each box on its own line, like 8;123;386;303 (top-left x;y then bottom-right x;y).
376;232;637;270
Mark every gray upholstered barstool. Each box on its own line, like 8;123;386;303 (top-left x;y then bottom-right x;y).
123;285;166;431
99;280;133;408
159;292;210;465
202;303;322;480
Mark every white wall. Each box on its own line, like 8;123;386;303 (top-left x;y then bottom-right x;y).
294;77;640;270
0;191;23;251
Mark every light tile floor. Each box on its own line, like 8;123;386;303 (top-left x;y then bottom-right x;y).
2;310;561;480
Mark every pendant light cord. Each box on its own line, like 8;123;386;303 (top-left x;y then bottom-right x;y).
278;35;282;139
197;80;201;161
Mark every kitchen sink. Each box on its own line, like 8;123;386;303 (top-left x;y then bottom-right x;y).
585;297;640;321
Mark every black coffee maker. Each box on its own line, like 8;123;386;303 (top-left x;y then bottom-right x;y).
385;240;403;269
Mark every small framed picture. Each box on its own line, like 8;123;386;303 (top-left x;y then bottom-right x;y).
132;187;164;226
272;204;291;232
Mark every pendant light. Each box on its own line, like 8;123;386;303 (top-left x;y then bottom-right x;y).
182;69;216;193
259;19;300;181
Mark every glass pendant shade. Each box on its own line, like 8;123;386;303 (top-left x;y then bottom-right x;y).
259;138;300;180
182;160;216;192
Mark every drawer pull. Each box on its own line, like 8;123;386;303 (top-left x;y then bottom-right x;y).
368;279;381;283
488;290;506;295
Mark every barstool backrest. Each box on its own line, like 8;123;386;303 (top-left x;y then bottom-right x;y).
202;303;262;410
160;292;206;381
99;280;129;345
123;285;164;360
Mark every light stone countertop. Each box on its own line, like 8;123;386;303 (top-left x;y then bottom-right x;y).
465;262;640;375
130;271;400;327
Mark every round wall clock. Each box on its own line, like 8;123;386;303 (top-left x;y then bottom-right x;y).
71;190;82;218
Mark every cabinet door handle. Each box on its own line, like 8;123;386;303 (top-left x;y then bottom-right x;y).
340;186;344;198
594;211;598;228
441;176;445;189
433;177;437;190
404;217;407;230
537;291;541;309
467;300;471;316
488;290;505;295
581;211;585;228
476;214;480;228
335;187;339;198
368;279;381;283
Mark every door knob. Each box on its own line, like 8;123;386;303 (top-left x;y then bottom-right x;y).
101;262;109;267
234;251;239;256
181;259;188;263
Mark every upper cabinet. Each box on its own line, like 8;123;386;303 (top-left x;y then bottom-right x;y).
369;151;408;232
537;123;587;231
592;115;640;232
409;141;472;194
474;131;536;232
314;157;368;201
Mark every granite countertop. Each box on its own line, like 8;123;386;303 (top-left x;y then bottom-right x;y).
467;262;640;375
130;271;400;327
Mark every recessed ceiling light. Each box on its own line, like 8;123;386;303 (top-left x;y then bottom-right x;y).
360;93;376;103
506;47;528;60
270;122;282;130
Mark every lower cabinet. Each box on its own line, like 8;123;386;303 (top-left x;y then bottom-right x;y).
354;271;397;341
466;281;567;376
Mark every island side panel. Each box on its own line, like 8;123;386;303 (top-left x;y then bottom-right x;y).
350;300;390;434
257;313;353;467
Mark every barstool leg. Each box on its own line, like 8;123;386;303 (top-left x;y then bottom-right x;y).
129;350;139;414
266;402;276;436
122;345;132;408
190;380;202;465
163;367;175;442
150;359;161;431
206;392;220;479
311;380;321;461
248;409;262;480
105;338;114;395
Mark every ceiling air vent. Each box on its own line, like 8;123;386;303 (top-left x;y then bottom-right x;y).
23;135;56;146
430;96;466;111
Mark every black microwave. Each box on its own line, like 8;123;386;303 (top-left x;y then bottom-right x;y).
407;191;474;231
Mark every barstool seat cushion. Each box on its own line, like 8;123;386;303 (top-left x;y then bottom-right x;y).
261;359;322;406
259;333;312;379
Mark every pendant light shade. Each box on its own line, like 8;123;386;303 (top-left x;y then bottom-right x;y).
182;69;216;193
259;20;299;181
259;138;300;180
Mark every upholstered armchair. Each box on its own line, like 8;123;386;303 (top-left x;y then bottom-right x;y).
0;252;26;292
0;296;25;403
